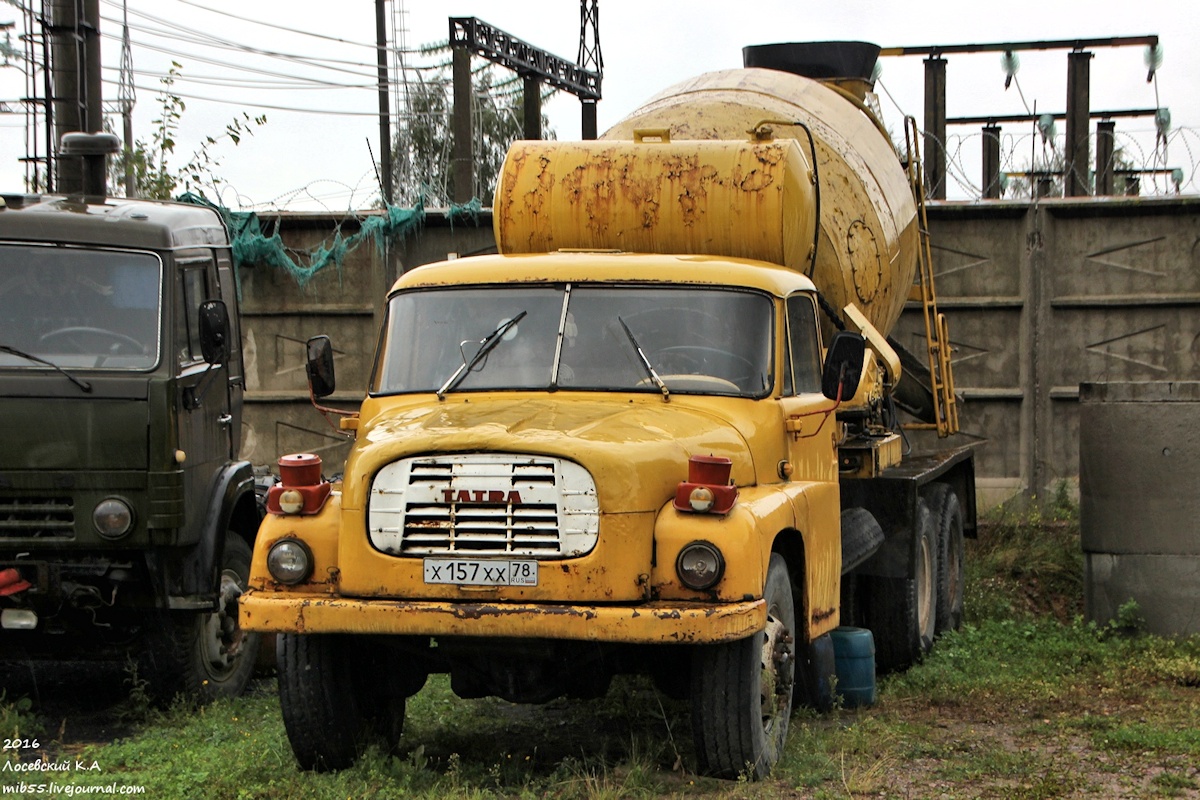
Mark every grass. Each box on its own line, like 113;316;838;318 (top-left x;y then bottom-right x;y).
3;492;1200;798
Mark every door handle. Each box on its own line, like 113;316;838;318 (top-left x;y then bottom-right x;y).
218;414;233;427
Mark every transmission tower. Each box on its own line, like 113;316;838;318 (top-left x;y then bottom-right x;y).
578;0;602;139
118;0;135;196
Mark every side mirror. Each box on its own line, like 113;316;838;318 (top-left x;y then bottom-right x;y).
198;300;230;364
306;335;336;399
821;331;866;401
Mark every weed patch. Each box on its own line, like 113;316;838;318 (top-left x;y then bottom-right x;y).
5;500;1200;799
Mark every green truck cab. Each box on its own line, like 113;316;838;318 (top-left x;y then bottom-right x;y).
0;184;261;701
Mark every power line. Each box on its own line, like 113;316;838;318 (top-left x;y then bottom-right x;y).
96;26;450;94
96;16;381;80
100;78;381;116
98;0;440;64
99;63;377;91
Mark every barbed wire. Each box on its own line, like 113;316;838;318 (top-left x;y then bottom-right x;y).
922;125;1199;199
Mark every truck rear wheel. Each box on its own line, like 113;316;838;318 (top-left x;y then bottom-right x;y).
867;500;937;672
691;553;794;780
795;632;835;713
141;532;260;704
277;633;405;772
926;483;965;634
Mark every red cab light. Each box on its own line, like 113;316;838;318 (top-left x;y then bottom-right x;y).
267;453;332;516
673;455;738;515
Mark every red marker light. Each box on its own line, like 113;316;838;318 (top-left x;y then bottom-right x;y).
267;453;332;515
673;455;738;515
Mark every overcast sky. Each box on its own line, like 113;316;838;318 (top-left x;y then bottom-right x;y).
2;0;1197;209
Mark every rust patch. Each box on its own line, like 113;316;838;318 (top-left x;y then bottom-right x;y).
812;606;836;624
450;604;598;621
407;519;452;529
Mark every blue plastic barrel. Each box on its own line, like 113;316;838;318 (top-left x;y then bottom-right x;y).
830;626;877;707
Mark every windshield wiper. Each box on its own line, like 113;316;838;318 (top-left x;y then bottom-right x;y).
616;317;669;401
0;344;92;393
437;311;528;400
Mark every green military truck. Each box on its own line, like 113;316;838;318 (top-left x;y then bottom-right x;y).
0;136;261;700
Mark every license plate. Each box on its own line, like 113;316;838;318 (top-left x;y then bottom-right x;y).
423;558;538;586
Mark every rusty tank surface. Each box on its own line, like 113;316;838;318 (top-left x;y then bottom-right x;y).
494;41;918;342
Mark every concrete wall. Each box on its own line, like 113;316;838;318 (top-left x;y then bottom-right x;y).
238;210;496;471
238;197;1200;504
893;196;1200;506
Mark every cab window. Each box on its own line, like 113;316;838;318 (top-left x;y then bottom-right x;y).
176;264;211;366
784;294;822;395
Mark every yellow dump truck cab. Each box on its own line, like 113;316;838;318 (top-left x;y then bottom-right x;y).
244;252;859;771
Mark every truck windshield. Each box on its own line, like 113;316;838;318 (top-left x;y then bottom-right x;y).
0;245;162;370
372;284;774;397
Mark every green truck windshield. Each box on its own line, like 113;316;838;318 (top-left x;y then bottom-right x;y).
0;245;162;371
372;284;774;397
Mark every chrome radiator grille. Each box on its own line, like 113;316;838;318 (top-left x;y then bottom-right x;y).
368;454;599;557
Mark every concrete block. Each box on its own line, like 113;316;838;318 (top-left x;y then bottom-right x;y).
1085;552;1200;635
1079;382;1200;554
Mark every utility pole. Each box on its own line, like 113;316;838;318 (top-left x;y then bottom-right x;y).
922;56;947;200
50;0;103;194
451;44;472;203
375;0;393;205
1064;50;1092;197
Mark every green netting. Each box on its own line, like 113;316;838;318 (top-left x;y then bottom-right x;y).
447;197;483;228
360;203;426;257
177;192;427;289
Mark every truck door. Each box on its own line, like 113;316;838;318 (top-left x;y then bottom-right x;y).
215;253;243;452
777;291;842;621
175;253;231;544
778;293;837;483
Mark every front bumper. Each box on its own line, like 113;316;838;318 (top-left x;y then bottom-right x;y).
239;590;766;645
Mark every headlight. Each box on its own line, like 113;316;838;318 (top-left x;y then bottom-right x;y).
267;539;313;585
93;498;134;539
676;540;725;590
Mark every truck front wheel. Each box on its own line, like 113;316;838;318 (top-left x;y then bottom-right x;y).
141;532;260;704
277;633;405;771
691;553;795;780
195;533;260;698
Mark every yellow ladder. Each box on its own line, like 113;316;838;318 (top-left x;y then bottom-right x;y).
904;116;959;437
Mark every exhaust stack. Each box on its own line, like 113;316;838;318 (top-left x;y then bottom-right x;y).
59;132;121;199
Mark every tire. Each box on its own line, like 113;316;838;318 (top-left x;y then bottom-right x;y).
795;632;835;713
841;507;885;574
141;532;260;704
926;483;965;634
277;633;406;772
691;553;795;780
866;500;937;673
840;572;862;628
